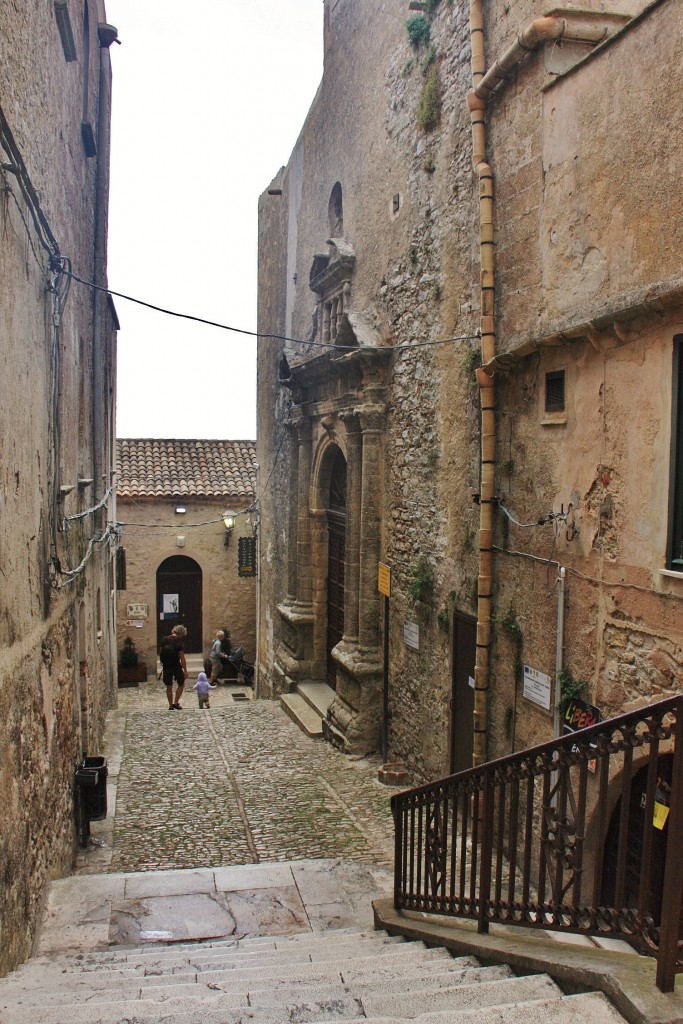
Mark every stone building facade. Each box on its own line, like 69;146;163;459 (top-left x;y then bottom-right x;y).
0;1;118;975
257;0;683;786
116;439;257;672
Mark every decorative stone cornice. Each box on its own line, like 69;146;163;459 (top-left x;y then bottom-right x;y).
309;238;356;297
277;600;314;625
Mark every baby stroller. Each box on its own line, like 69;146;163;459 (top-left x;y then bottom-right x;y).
227;645;254;687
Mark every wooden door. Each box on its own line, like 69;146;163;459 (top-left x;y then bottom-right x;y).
450;612;476;775
326;448;347;690
156;556;202;653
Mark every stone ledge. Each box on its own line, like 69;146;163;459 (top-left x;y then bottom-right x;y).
372;897;683;1024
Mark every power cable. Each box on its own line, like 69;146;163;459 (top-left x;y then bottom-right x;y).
60;267;480;352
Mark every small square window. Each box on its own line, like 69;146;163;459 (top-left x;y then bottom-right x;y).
545;370;565;413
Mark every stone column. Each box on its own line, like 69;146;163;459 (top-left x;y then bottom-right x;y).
340;412;361;644
357;403;386;652
294;416;313;609
286;422;299;603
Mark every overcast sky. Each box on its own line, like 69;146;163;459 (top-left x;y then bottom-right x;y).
106;1;323;441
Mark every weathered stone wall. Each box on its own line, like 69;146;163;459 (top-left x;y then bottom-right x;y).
483;0;683;758
258;0;682;785
258;0;481;776
116;498;257;670
0;0;117;975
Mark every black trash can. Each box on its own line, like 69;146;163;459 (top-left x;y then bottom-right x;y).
74;755;108;821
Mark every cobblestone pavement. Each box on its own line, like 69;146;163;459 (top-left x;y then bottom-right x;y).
110;681;400;873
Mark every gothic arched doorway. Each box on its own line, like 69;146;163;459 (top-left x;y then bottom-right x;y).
156;555;202;653
326;448;347;689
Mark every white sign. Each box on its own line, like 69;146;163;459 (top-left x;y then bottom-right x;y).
127;602;148;619
162;594;179;615
468;675;475;690
403;620;419;651
523;665;552;710
125;620;145;628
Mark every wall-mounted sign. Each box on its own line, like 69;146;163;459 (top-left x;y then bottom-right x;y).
238;536;257;577
523;665;552;710
378;562;391;597
125;620;145;628
403;620;419;651
562;696;601;773
127;602;148;619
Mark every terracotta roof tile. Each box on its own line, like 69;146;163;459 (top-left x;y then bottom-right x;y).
116;439;257;500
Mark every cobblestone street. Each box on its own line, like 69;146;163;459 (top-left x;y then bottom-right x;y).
106;682;399;874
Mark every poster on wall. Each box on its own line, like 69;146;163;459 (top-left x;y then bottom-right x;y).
522;665;552;710
162;594;179;619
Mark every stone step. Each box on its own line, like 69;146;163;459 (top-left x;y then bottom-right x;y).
2;944;453;993
0;959;500;1010
297;683;335;718
21;931;406;973
280;693;324;738
363;973;561;1017
0;980;624;1024
8;935;423;984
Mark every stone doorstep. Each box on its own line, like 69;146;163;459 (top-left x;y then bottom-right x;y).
297;682;335;719
1;992;628;1024
280;692;324;738
373;898;683;1024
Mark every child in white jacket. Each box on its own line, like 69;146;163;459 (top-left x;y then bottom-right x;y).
192;671;216;709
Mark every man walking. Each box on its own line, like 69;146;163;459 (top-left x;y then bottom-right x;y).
159;624;188;709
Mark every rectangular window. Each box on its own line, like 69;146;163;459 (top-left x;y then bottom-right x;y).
54;2;77;62
545;370;565;413
667;337;683;570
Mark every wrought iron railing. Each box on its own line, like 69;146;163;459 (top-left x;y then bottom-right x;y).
392;695;683;991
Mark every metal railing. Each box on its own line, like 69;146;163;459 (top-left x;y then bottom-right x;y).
392;695;683;991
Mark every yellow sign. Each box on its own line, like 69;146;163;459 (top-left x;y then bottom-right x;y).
378;562;391;597
653;801;670;831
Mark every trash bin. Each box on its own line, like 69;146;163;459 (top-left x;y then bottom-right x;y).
74;755;108;821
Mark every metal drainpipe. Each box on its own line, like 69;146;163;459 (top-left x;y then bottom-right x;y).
466;7;608;767
553;565;566;738
468;0;495;768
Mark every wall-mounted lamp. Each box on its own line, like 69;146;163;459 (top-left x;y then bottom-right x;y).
175;505;186;515
223;509;237;547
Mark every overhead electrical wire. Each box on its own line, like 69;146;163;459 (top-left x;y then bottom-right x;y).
60;267;480;352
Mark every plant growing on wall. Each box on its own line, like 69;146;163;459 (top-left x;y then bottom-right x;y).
497;606;523;686
557;667;590;713
407;555;435;606
417;66;441;132
406;14;431;50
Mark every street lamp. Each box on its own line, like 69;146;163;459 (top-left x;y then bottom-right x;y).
222;509;237;547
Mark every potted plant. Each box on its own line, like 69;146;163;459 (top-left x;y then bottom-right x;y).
117;636;147;687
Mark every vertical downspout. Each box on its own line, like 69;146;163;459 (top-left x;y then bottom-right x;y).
468;0;496;766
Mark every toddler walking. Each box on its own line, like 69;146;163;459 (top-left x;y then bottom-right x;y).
192;671;216;709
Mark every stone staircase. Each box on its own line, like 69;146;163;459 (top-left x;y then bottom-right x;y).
281;682;335;738
0;927;628;1024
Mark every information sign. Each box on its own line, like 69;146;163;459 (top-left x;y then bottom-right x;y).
523;665;552;710
378;562;391;597
238;536;257;578
403;620;419;651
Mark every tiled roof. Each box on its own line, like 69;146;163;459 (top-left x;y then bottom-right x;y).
116;439;257;500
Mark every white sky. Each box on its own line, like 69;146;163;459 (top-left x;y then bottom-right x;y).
106;1;323;441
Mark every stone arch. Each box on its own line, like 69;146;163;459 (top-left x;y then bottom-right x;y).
328;182;343;238
156;555;203;653
311;430;349;510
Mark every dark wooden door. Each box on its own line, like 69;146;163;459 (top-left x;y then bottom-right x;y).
156;556;202;653
326;448;347;690
327;515;345;689
450;612;476;775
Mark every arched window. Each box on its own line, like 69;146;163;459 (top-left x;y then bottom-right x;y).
328;182;343;238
